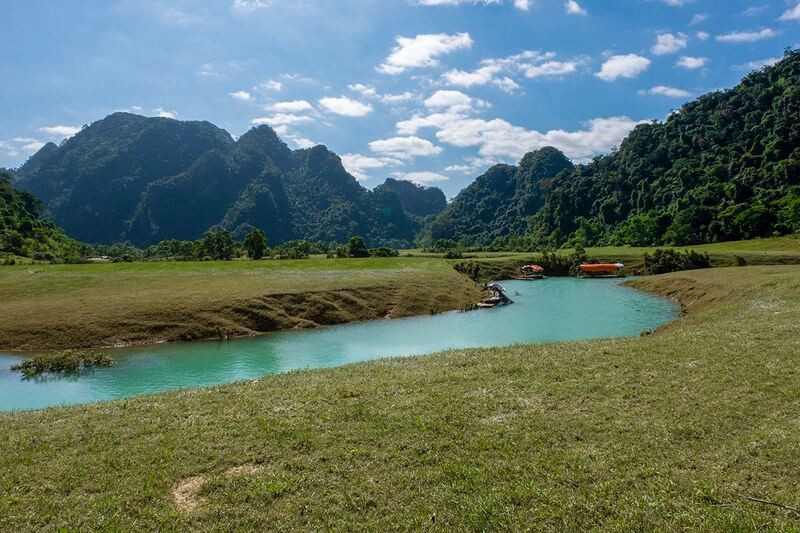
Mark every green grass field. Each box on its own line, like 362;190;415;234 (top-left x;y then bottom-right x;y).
1;265;799;530
0;257;481;351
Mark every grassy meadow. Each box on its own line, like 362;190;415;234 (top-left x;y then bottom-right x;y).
0;257;481;351
1;265;799;529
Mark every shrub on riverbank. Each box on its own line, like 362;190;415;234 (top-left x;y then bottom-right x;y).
11;350;114;378
644;248;711;274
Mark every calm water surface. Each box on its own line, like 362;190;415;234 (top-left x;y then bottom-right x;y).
0;278;678;412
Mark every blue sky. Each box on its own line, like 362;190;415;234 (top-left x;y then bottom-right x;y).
1;0;799;196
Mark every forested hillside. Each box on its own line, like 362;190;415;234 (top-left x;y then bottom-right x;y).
429;147;573;244
374;178;447;217
14;114;421;247
529;49;800;247
0;171;82;261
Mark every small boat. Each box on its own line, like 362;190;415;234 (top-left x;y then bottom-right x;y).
516;264;545;280
578;263;625;278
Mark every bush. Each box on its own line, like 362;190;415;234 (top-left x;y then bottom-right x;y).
11;350;115;378
443;249;463;259
370;247;399;257
643;249;711;275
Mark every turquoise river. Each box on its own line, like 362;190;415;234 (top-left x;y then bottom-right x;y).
0;278;679;412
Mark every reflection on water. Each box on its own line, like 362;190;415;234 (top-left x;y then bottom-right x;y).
0;278;678;412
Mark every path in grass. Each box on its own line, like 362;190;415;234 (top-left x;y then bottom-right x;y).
1;266;798;530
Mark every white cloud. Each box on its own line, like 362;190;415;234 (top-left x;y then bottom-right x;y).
641;85;691;98
369;136;443;157
659;0;691;5
780;3;800;21
38;125;81;137
565;0;587;16
442;49;582;91
255;80;283;92
270;100;314;112
734;57;781;71
396;104;645;162
716;28;778;43
22;141;46;152
414;0;530;9
677;55;708;69
251;113;312;126
229;90;251;101
689;13;709;26
424;90;474;109
318;96;373;117
392;171;450;184
377;32;473;75
231;0;271;13
651;33;688;55
524;60;579;78
696;31;710;40
152;107;177;119
348;84;416;104
286;135;316;149
340;153;402;181
595;54;651;81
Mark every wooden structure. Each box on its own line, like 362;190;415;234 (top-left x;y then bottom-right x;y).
516;264;545;280
477;283;513;308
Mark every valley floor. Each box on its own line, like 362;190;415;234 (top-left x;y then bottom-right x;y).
1;266;799;530
0;257;481;351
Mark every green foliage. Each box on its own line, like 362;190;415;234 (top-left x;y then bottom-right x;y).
243;228;268;260
643;249;711;275
344;236;370;258
14;115;422;248
529;50;800;247
0;171;85;262
201;230;237;260
373;178;447;217
11;350;114;378
430;147;573;245
369;246;399;257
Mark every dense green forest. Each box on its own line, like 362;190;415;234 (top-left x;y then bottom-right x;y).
13;114;444;248
527;49;800;247
0;171;84;261
430;50;800;247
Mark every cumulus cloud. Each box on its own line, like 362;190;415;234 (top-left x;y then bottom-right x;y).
1;137;46;158
716;28;778;43
152;107;177;119
229;90;251;101
689;13;709;26
424;90;474;109
640;85;691;98
392;171;450;184
396;105;645;162
779;3;800;21
565;0;587;16
696;31;710;40
347;84;416;105
377;32;473;75
676;56;708;69
251;113;312;126
595;54;651;81
651;33;688;55
255;80;283;92
38;125;81;137
340;153;403;181
368;136;443;157
318;96;373;117
270;100;314;112
442;50;583;91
